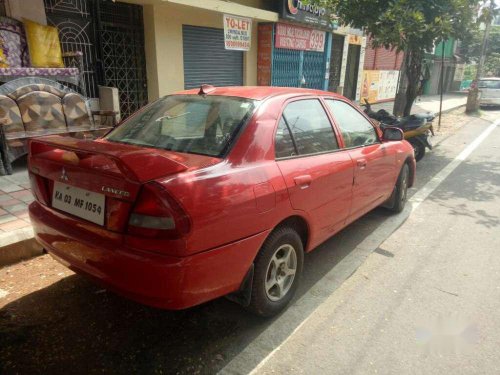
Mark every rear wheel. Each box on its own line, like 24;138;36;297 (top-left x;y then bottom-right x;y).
247;226;304;317
410;140;426;162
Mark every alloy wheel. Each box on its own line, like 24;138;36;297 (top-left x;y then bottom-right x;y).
265;244;297;302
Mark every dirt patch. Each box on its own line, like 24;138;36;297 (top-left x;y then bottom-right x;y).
0;254;72;309
432;108;480;136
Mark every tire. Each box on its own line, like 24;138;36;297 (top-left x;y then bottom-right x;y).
410;140;426;162
388;163;410;213
246;226;304;317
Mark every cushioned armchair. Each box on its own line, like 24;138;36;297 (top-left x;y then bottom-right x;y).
0;78;114;175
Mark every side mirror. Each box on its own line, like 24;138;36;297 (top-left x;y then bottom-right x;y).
382;127;404;142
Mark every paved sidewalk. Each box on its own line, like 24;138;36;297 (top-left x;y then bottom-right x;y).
0;162;32;234
369;93;467;115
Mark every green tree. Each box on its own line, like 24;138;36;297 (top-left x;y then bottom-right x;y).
461;26;500;76
310;0;479;115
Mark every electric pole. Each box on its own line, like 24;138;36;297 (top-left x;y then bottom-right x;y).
466;0;496;113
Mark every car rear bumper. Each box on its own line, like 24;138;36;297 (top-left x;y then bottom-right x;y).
29;201;268;310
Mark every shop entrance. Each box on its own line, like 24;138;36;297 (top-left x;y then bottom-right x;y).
272;48;327;90
182;25;243;89
344;44;361;100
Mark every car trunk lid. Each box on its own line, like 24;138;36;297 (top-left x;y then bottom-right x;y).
29;136;221;231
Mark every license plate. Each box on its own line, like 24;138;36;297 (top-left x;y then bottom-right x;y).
52;182;105;226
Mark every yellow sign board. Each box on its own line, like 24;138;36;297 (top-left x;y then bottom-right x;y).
348;35;362;45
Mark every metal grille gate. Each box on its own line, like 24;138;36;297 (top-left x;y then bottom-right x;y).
44;0;147;118
44;0;97;97
97;1;147;118
271;25;328;90
271;49;301;87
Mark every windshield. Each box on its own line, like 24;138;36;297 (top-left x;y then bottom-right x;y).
478;80;500;89
106;95;256;157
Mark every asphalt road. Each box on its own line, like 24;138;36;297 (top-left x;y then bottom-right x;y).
0;109;498;375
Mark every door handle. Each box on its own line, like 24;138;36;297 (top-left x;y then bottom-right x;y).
294;175;312;189
357;159;367;168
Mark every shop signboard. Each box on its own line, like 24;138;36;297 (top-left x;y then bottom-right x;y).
279;0;335;30
223;14;252;51
275;23;326;52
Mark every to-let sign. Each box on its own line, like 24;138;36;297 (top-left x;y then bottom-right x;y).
275;23;325;52
224;14;252;51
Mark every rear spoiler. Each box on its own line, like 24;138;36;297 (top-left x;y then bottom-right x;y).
29;136;188;183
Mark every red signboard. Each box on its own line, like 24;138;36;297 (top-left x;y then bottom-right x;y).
275;23;326;52
257;24;273;86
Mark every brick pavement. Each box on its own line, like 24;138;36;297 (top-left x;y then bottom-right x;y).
0;160;33;234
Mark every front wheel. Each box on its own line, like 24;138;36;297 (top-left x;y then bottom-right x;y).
388;163;410;213
247;226;304;317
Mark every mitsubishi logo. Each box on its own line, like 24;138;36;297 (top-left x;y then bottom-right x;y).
60;167;69;182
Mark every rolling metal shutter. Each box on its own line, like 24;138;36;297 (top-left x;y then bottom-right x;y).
182;25;243;89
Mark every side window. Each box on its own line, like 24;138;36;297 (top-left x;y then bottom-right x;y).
278;99;339;157
275;117;297;158
325;100;378;148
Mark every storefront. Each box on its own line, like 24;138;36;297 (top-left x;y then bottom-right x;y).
257;0;335;90
258;1;367;101
141;0;278;100
182;25;244;88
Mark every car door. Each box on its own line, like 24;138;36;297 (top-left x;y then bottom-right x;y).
324;99;396;220
275;98;354;240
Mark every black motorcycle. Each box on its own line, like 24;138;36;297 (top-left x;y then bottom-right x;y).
363;99;435;162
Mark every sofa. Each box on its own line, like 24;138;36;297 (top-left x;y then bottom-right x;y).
0;78;114;175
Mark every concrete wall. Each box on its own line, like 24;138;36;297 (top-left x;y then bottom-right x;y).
143;2;261;100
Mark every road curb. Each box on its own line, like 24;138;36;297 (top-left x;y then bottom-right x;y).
439;103;465;114
0;227;43;267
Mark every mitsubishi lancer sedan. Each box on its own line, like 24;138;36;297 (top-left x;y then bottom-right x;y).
28;86;415;317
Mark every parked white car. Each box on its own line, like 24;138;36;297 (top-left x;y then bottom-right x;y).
479;77;500;107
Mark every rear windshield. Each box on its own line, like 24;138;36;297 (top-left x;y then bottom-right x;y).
106;95;256;157
478;80;500;89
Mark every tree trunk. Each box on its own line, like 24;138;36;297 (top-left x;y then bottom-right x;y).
393;52;408;117
403;49;423;116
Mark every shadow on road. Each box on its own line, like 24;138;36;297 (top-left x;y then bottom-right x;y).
0;207;398;375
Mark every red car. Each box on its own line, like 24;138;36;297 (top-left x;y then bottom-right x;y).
28;86;415;317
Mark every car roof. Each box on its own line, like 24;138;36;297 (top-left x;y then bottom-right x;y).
175;86;344;101
480;77;500;81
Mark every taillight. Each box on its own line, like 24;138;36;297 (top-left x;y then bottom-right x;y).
29;172;49;206
127;182;190;239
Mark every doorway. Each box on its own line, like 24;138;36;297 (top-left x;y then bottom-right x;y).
343;44;361;100
328;34;345;93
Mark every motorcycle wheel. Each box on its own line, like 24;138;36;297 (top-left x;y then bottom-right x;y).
410;140;426;162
